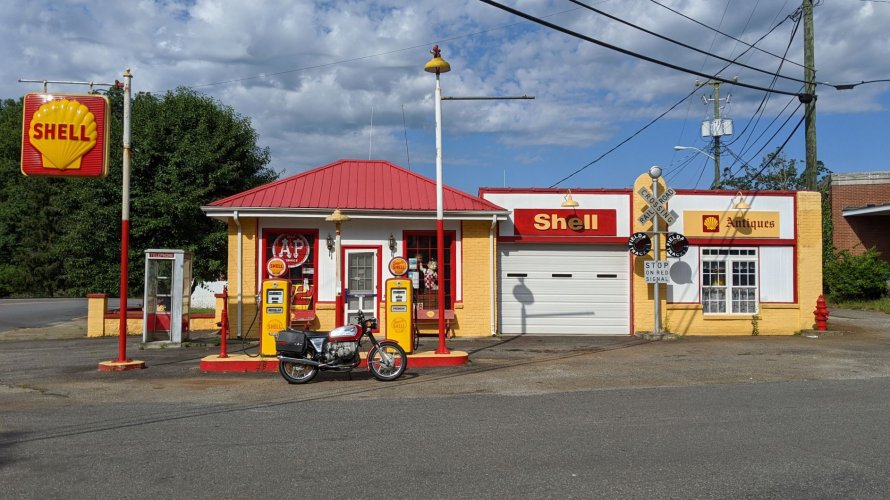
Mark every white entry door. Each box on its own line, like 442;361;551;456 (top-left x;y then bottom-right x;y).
345;249;378;324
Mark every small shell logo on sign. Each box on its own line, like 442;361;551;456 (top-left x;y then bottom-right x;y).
702;215;720;232
388;257;409;276
266;257;287;277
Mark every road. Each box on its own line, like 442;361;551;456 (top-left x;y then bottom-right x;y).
0;297;138;334
0;309;889;498
0;298;89;332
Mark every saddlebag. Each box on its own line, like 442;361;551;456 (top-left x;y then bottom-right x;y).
275;328;309;354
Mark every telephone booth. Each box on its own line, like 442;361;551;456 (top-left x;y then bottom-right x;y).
143;249;192;344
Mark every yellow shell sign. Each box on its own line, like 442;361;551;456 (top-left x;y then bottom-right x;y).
684;211;781;238
21;93;110;178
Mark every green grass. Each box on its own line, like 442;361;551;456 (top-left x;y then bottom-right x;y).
828;297;890;314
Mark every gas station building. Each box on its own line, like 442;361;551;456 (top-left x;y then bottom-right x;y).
202;159;823;341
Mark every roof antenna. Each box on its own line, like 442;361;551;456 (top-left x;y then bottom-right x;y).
402;104;411;170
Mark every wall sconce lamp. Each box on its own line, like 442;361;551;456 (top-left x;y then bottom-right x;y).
561;190;580;208
733;191;750;210
326;234;335;253
388;233;397;255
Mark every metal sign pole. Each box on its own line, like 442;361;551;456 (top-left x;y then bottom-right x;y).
650;167;662;335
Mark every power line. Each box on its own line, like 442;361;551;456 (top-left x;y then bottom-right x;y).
478;0;810;99
539;1;801;187
567;0;809;85
722;101;804;182
724;12;803;159
740;115;806;187
548;88;699;188
648;0;806;70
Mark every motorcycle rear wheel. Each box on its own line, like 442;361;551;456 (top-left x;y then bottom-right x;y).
279;353;318;384
367;343;407;381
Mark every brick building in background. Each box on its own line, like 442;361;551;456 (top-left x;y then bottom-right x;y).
830;172;890;262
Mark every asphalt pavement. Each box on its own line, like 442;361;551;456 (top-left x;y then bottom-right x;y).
0;307;888;402
2;308;890;499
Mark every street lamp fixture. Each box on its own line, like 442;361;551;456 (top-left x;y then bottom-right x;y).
424;45;451;354
673;145;716;161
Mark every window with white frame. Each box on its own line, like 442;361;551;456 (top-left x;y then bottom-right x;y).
701;248;758;314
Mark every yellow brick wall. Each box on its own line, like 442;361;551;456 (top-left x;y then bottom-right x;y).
639;188;823;336
227;217;260;339
664;303;800;335
102;318;142;336
455;220;496;336
87;295;108;337
796;191;823;330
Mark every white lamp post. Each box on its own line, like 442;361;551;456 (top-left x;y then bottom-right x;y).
326;208;350;327
424;45;451;355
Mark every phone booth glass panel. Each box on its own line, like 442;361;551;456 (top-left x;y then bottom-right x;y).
143;249;192;344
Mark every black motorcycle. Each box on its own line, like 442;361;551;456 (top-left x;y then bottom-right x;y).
275;310;407;384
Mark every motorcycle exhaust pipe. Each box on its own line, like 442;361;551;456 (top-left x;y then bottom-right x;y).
277;355;321;367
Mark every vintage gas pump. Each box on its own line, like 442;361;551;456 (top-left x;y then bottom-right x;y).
260;279;289;356
385;276;414;353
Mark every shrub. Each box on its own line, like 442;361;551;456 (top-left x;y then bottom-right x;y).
825;248;890;301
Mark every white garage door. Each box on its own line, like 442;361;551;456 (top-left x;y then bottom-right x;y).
498;244;630;335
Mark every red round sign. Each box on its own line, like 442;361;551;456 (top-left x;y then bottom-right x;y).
271;234;311;268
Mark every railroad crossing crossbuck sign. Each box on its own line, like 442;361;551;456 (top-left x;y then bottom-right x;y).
638;186;679;226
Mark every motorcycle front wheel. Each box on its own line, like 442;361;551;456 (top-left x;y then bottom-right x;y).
278;353;318;384
367;343;407;381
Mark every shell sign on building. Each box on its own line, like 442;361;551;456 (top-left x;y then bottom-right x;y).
21;93;110;177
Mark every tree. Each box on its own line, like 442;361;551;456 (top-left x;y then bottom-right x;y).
719;150;830;192
0;88;277;297
720;149;835;291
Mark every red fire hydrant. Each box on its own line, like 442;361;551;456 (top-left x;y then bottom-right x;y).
813;294;830;331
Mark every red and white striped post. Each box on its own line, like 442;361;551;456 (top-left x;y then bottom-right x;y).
425;46;451;355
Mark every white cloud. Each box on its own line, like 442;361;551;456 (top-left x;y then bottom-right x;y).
4;0;890;189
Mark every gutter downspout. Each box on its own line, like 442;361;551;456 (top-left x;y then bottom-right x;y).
233;211;243;339
490;214;498;336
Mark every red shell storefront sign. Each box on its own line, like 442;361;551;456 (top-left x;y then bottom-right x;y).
21;93;110;177
271;233;311;268
513;209;617;237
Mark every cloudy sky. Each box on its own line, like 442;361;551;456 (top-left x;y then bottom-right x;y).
4;0;890;194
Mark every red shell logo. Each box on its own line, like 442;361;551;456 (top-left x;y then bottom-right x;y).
702;215;720;232
272;234;311;268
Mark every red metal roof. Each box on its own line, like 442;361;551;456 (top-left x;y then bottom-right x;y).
208;159;505;212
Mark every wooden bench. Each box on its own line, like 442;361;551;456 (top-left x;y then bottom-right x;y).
414;305;455;338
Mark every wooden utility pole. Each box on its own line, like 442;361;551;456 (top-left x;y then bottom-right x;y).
712;81;721;189
803;0;818;190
